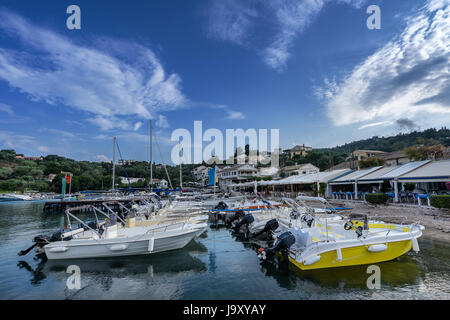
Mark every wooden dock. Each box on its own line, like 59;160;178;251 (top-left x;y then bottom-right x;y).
43;197;151;213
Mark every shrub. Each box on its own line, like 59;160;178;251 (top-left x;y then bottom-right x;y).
430;195;450;209
365;193;389;205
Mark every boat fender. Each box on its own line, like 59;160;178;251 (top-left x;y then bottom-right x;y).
48;246;68;253
148;237;154;252
412;237;420;252
303;255;321;266
109;244;129;251
368;244;387;253
336;248;343;261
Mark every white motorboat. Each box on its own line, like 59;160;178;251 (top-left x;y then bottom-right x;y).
19;205;205;260
0;193;34;202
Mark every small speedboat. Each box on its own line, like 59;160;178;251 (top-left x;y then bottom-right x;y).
19;205;205;260
258;202;424;270
0;193;33;202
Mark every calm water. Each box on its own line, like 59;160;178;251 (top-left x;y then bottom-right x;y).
1;201;450;300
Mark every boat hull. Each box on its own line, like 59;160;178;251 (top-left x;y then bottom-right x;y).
289;239;413;270
44;229;198;260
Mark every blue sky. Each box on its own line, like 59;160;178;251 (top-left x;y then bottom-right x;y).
0;0;448;164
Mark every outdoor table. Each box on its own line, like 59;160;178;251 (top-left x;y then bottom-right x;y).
415;194;431;207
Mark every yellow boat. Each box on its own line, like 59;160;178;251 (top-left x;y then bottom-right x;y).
286;220;424;270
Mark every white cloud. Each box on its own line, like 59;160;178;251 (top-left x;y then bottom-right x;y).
0;9;187;130
358;121;392;130
94;155;111;162
318;0;450;129
207;0;365;71
206;0;258;45
156;115;170;129
39;128;77;138
226;110;246;120
0;130;51;155
0;103;13;116
134;121;143;131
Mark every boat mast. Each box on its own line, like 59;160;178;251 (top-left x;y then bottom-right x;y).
112;136;116;191
179;142;182;189
150;120;153;192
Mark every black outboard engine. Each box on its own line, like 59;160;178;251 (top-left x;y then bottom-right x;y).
233;213;255;233
252;219;279;240
214;201;228;210
225;209;245;227
258;231;296;262
18;228;73;257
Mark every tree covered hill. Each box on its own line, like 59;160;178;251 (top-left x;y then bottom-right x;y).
0;150;196;193
324;128;450;154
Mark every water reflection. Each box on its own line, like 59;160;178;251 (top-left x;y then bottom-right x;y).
17;242;207;289
290;255;423;289
3;202;450;299
231;232;425;290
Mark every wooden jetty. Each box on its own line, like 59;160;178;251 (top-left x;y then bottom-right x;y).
43;197;151;213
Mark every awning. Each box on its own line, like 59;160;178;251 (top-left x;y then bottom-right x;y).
357;166;400;184
398;159;450;183
379;160;430;180
329;167;382;185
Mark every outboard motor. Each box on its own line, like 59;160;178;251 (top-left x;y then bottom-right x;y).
214;201;228;210
18;228;74;257
252;219;279;240
225;209;245;227
258;231;296;262
233;214;255;233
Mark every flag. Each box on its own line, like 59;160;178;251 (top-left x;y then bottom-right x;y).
61;177;67;198
66;175;71;184
208;167;216;186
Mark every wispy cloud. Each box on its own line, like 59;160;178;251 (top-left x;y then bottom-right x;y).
0;9;187;131
0;103;14;116
226;110;246;120
134;121;143;131
358;121;391;130
206;0;258;45
206;0;365;71
0;130;50;155
39;128;78;138
209;104;246;120
317;0;450;129
94;154;111;162
156;115;170;128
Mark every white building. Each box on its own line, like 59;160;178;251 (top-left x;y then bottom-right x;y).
120;177;144;184
151;179;168;189
282;163;319;177
218;164;258;188
191;165;210;185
